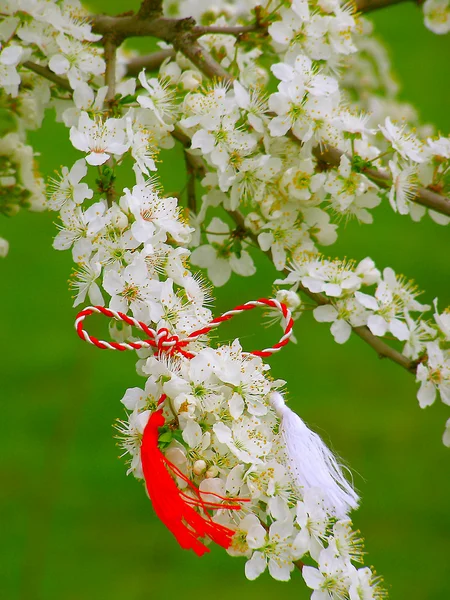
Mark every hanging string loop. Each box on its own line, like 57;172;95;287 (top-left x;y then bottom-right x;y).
75;298;294;358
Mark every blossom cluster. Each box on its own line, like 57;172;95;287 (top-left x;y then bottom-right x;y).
276;256;450;415
1;0;449;593
0;0;105;235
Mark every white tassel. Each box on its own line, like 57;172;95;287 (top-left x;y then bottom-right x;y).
269;392;359;518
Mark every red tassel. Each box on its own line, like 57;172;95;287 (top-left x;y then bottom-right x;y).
141;399;248;557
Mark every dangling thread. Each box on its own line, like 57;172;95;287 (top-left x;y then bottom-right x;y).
141;396;249;556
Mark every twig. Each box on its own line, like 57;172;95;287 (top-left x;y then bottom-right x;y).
172;36;232;81
355;0;413;11
314;145;450;218
294;559;305;571
125;48;175;76
103;35;117;206
91;0;413;40
22;61;72;91
184;151;197;213
173;31;450;219
104;36;117;107
91;14;196;41
92;14;232;80
173;127;207;177
92;3;450;218
191;24;260;38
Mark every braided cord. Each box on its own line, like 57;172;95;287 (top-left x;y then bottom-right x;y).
75;298;294;358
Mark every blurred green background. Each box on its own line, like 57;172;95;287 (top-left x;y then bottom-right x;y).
1;2;450;599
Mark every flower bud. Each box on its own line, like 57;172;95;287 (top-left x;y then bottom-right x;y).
179;70;202;91
205;465;219;478
193;459;207;476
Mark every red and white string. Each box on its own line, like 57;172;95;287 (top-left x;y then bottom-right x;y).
75;298;294;358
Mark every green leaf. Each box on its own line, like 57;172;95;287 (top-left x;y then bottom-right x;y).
158;431;173;444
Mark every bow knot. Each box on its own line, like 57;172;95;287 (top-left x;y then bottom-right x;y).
74;298;294;359
155;328;194;358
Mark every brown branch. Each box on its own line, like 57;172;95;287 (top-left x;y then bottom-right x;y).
355;0;413;12
173;127;207;177
103;36;117;206
91;14;196;42
294;559;304;571
191;24;259;38
138;0;163;19
92;14;231;80
172;35;232;81
90;0;415;40
92;1;410;43
104;36;117;106
184;151;197;214
314;145;450;218
125;48;175;76
22;61;72;91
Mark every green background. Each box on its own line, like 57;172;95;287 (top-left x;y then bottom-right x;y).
1;2;450;599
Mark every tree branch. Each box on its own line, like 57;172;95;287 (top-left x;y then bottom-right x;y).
125;48;175;76
172;35;232;80
92;15;233;80
91;14;196;42
91;0;417;39
104;36;117;106
172;31;450;219
354;0;413;12
172;127;207;177
314;145;450;218
22;61;72;91
191;24;260;38
184;151;197;214
91;0;415;42
103;36;118;206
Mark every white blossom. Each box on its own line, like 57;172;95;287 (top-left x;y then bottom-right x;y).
245;519;297;581
416;342;450;408
48;33;104;88
379;117;428;163
47;159;93;210
0;43;23;96
70;112;129;165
